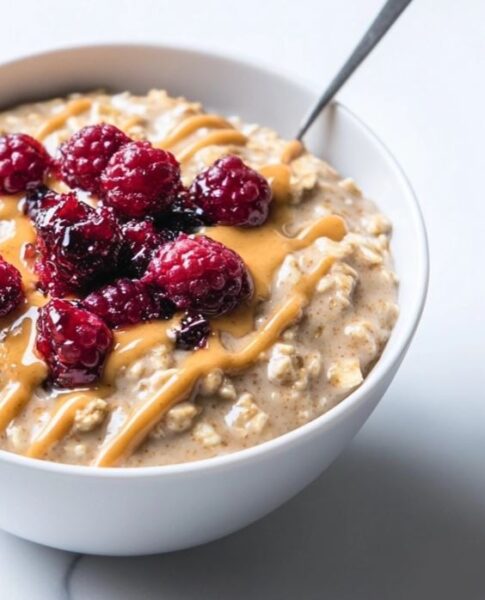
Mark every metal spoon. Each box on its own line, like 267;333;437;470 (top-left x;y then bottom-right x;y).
296;0;413;140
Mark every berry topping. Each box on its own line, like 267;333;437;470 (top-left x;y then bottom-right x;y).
143;234;253;317
36;299;113;388
35;193;122;296
83;278;175;329
156;191;207;237
174;312;210;350
0;133;50;194
120;219;168;277
23;186;60;222
100;141;181;218
189;155;271;227
0;257;24;317
58;123;130;194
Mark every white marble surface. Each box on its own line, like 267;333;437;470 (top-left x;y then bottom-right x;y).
1;0;484;598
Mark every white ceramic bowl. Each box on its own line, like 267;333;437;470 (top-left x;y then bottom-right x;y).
0;44;428;556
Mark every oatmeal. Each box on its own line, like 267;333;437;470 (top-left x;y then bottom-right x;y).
0;90;398;467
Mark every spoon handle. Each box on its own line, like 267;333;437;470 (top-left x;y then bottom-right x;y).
296;0;413;140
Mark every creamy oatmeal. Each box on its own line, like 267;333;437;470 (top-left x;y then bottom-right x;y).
0;90;398;467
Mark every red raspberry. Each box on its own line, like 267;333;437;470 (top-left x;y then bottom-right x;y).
36;299;113;388
58;124;130;194
35;193;122;296
83;278;175;329
120;219;167;277
189;155;271;227
100;141;181;218
34;257;71;298
23;186;61;222
143;234;253;316
0;133;50;194
0;257;24;317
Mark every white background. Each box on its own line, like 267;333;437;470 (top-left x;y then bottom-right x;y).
1;0;484;598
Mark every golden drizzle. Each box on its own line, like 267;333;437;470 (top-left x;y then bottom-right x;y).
35;98;92;140
280;140;304;164
26;320;173;459
210;214;345;338
177;130;247;163
0;310;47;432
25;214;345;460
0;195;48;433
95;254;335;466
156;114;234;149
26;393;93;459
0;197;41;295
0;102;347;466
120;115;145;133
259;164;292;203
208;214;346;299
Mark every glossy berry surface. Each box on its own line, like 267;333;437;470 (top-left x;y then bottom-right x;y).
0;133;50;194
83;278;175;329
100;141;181;218
174;312;210;350
0;256;24;317
35;193;122;296
23;186;61;222
189;155;271;227
58;123;130;194
120;219;167;277
36;298;113;387
155;191;207;237
143;234;252;317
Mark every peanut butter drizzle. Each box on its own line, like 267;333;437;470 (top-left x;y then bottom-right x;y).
177;130;247;163
26;214;345;460
0;310;47;432
209;215;346;299
156;114;234;149
103;320;172;380
259;164;292;203
0;195;48;433
0;100;348;466
94;254;335;467
25;392;93;458
210;214;346;337
35;98;92;141
280;140;304;164
25;320;174;459
93;216;345;466
120;115;145;133
0;197;40;295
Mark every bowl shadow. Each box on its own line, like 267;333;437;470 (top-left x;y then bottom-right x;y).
68;438;485;600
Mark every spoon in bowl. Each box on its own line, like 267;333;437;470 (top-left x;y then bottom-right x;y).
296;0;413;140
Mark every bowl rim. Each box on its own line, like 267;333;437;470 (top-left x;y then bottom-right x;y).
0;42;429;478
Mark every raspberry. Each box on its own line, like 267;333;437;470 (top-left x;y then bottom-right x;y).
0;257;24;317
83;278;175;329
143;234;253;316
58;124;130;194
36;299;113;388
35;193;122;296
100;141;181;218
120;219;167;277
0;133;50;194
189;155;271;227
23;186;61;222
174;313;210;350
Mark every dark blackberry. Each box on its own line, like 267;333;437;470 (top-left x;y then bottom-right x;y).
174;313;210;350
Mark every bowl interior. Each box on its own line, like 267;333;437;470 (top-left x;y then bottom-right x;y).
0;44;428;473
